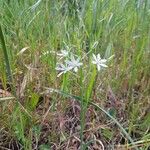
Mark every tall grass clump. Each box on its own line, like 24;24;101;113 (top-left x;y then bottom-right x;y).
0;0;150;149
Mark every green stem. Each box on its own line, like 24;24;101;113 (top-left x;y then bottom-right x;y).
79;69;85;149
85;65;97;103
0;24;13;85
80;65;97;149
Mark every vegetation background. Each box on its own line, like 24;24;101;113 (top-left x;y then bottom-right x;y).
0;0;150;149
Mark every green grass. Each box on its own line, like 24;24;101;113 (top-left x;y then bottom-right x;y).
0;0;150;149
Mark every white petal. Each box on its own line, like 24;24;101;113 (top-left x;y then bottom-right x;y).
97;54;101;60
57;53;63;56
57;50;69;57
61;50;67;53
57;72;64;77
65;60;72;66
100;63;108;67
55;67;61;71
65;60;70;64
67;66;73;71
78;62;83;66
74;67;78;72
97;65;101;71
55;66;63;71
92;54;97;61
92;61;97;64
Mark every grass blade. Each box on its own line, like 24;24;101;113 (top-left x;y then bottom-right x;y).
0;24;13;85
0;97;15;102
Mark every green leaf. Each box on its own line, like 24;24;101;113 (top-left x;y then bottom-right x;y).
39;144;51;150
85;65;97;102
0;24;13;85
101;128;114;140
28;93;40;111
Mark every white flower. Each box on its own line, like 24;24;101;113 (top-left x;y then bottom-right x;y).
57;50;69;58
55;54;83;77
65;54;83;72
92;54;108;71
55;63;72;77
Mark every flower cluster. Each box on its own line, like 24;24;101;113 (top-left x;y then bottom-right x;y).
55;51;83;77
55;50;111;77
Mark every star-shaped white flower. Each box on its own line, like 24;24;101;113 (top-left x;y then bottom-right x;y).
92;54;108;71
55;63;72;77
65;54;83;72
